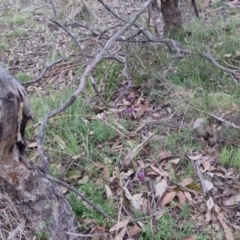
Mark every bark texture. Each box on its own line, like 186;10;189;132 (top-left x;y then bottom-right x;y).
161;0;183;36
0;64;81;240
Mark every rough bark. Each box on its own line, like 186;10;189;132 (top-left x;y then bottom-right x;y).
161;0;183;36
0;64;81;240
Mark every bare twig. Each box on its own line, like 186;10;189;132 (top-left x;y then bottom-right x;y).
46;0;57;18
186;155;208;196
48;175;113;220
113;55;132;105
97;0;127;22
192;106;240;131
201;52;240;76
51;19;109;107
38;0;155;174
191;0;199;17
50;19;88;64
22;56;70;86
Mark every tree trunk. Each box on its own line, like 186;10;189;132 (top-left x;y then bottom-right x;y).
0;64;81;240
161;0;183;36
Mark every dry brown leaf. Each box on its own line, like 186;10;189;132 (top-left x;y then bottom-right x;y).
180;178;193;187
202;161;211;172
181;236;197;240
169;158;181;164
137;160;145;168
203;180;214;191
135;101;149;118
184;191;193;202
176;191;186;204
128;225;142;237
123;187;141;210
147;171;158;176
193;118;204;129
115;226;127;240
77;175;89;184
206;197;214;223
109;217;130;232
224;194;240;206
155;179;167;199
133;193;144;205
54;135;66;150
103;165;110;181
105;185;113;199
214;205;234;240
160;191;176;208
79;218;97;224
159;151;172;160
58;186;68;194
187;154;202;161
27;142;37;148
150;165;168;177
65;170;81;181
94;161;105;169
121;169;134;177
124;132;155;165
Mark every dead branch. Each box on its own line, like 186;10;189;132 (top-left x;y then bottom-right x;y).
97;0;126;22
49;175;113;220
113;55;132;105
38;0;155;173
117;29;240;79
200;52;240;77
50;19;88;64
191;0;199;17
51;19;109;107
22;55;70;86
47;0;57;18
186;154;209;196
192;106;240;131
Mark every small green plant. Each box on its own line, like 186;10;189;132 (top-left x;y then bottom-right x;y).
163;130;198;154
140;208;193;240
67;182;116;224
7;28;28;37
16;72;32;83
0;42;9;52
220;146;240;168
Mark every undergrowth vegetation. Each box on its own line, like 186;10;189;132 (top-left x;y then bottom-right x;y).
1;0;240;239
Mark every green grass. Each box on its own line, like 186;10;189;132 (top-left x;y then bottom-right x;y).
16;72;32;83
0;42;9;52
220;146;240;168
139;206;199;240
163;129;198;154
6;28;29;37
67;181;116;225
28;90;117;161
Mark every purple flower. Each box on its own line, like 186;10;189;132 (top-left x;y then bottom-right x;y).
138;171;145;182
125;107;134;114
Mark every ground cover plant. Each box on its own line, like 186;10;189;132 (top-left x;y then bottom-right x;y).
1;0;240;239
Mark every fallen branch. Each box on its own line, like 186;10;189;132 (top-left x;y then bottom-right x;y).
38;0;155;174
49;175;113;220
201;52;240;76
192;106;240;131
51;19;109;107
186;154;209;196
97;0;126;22
22;55;70;86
